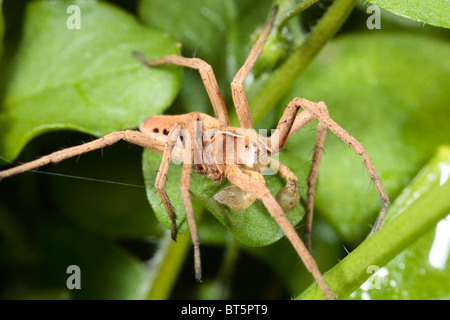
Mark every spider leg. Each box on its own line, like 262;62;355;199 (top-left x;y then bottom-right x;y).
180;112;203;281
304;113;327;251
268;101;322;250
133;52;229;129
225;164;335;300
0;130;164;180
269;100;312;153
154;122;187;241
287;98;390;240
231;6;278;129
153;112;203;280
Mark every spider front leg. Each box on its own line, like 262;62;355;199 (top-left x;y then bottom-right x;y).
0;130;164;180
180;112;205;281
285;98;390;247
267;101;318;250
152;113;203;281
154;122;186;241
304;110;327;250
225;164;335;300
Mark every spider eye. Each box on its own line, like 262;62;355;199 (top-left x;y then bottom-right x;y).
153;128;159;133
163;128;169;135
245;144;249;148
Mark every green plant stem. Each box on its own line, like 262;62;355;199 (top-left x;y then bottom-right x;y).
297;178;450;300
210;236;240;299
146;206;206;299
146;231;192;299
249;0;358;124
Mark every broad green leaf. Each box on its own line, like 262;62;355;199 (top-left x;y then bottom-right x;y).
286;33;450;244
142;150;305;247
0;0;181;161
367;0;450;28
298;146;450;299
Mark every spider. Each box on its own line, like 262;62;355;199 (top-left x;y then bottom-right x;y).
0;6;389;300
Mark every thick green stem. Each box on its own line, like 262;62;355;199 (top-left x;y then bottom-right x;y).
250;0;358;124
210;237;240;299
146;231;192;300
146;205;205;299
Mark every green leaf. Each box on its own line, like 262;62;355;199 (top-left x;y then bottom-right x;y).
286;33;450;244
297;145;450;299
142;150;305;247
367;0;450;28
0;0;181;161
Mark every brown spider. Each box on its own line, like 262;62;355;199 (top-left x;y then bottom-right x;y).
0;7;389;300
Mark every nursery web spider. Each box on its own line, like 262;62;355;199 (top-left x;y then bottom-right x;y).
0;6;389;300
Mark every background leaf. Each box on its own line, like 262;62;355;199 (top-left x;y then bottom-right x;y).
0;0;181;161
367;0;450;28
